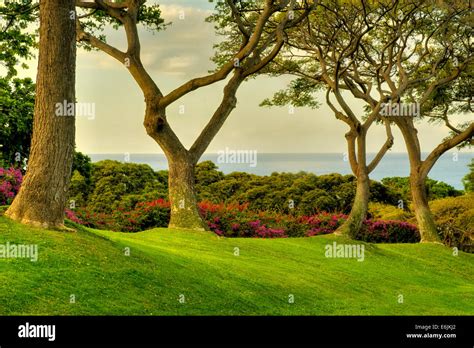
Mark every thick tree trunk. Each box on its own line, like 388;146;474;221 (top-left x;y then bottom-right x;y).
410;172;440;243
144;105;209;232
5;0;76;229
335;170;370;238
168;157;207;231
143;74;243;232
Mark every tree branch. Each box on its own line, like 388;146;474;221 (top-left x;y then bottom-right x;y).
421;122;474;179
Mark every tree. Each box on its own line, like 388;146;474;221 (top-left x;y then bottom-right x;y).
0;1;38;167
0;77;35;167
261;0;398;238
351;0;473;242
267;0;473;242
5;0;76;229
75;0;316;230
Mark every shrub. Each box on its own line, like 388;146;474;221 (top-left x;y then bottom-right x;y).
115;199;170;232
87;160;166;213
74;198;170;232
116;191;168;211
68;170;88;208
65;209;84;225
368;202;413;221
357;220;420;243
382;176;462;203
0;167;22;205
430;194;474;253
197;201;417;242
71;197;420;243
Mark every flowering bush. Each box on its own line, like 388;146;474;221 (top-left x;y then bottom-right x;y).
300;213;347;237
114;198;170;232
357;220;420;243
65;209;84;225
73;198;170;232
198;201;418;242
69;198;419;242
0;167;22;205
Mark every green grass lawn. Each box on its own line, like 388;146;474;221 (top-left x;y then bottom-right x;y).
0;215;472;315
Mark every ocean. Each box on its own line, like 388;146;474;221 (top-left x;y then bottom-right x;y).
88;152;473;190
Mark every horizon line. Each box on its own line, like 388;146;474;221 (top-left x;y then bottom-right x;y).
85;151;473;155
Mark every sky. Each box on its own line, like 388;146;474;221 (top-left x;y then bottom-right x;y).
16;1;474;157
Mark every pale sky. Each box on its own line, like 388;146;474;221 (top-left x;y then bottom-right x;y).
16;1;474;157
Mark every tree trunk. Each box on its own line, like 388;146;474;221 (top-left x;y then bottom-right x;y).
396;119;441;243
5;0;76;229
335;169;370;238
144;104;208;232
410;173;441;243
168;157;207;231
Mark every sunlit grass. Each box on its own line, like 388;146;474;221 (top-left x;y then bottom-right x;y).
0;216;472;315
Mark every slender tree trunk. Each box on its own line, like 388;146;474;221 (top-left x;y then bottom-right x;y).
410;172;440;243
334;128;371;238
5;0;76;229
335;169;370;238
396;119;441;243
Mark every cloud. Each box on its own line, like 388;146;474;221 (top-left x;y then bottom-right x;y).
139;5;217;77
76;4;216;77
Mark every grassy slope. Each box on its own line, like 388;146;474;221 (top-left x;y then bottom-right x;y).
0;216;472;315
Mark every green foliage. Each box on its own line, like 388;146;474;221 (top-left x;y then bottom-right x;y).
77;3;167;52
78;160;403;217
68;152;93;208
197;171;256;203
195;160;224;193
0;77;35;167
0;1;38;78
0;3;37;167
68;170;88;208
72;151;92;186
300;188;337;215
115;190;168;212
368;202;413;221
260;78;322;109
463;159;474;193
204;171;399;215
430;194;474;253
382;177;462;203
87;160;166;213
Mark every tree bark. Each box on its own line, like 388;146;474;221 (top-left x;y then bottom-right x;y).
5;0;76;229
410;172;439;243
396;118;441;243
143;100;208;231
143;73;243;231
334;128;371;238
335;168;370;238
168;157;207;231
